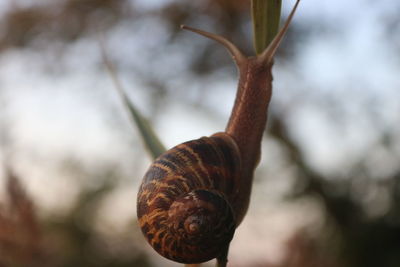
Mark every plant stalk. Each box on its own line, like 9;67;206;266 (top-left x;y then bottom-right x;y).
251;0;282;54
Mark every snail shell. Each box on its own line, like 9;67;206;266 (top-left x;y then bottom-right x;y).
137;133;241;263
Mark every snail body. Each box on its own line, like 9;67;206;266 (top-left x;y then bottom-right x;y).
137;1;300;264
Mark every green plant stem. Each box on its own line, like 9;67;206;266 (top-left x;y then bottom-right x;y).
251;0;282;54
99;38;166;160
216;244;229;267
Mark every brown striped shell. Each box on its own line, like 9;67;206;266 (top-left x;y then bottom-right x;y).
137;133;241;263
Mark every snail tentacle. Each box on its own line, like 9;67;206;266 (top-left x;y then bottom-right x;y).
181;25;246;67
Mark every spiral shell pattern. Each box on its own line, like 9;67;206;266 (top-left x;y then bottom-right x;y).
137;133;241;263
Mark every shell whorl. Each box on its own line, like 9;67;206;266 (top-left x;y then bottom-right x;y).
137;133;241;263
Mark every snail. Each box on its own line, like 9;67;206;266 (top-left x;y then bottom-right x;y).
137;0;300;264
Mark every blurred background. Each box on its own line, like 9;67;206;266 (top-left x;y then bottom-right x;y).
0;0;399;266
